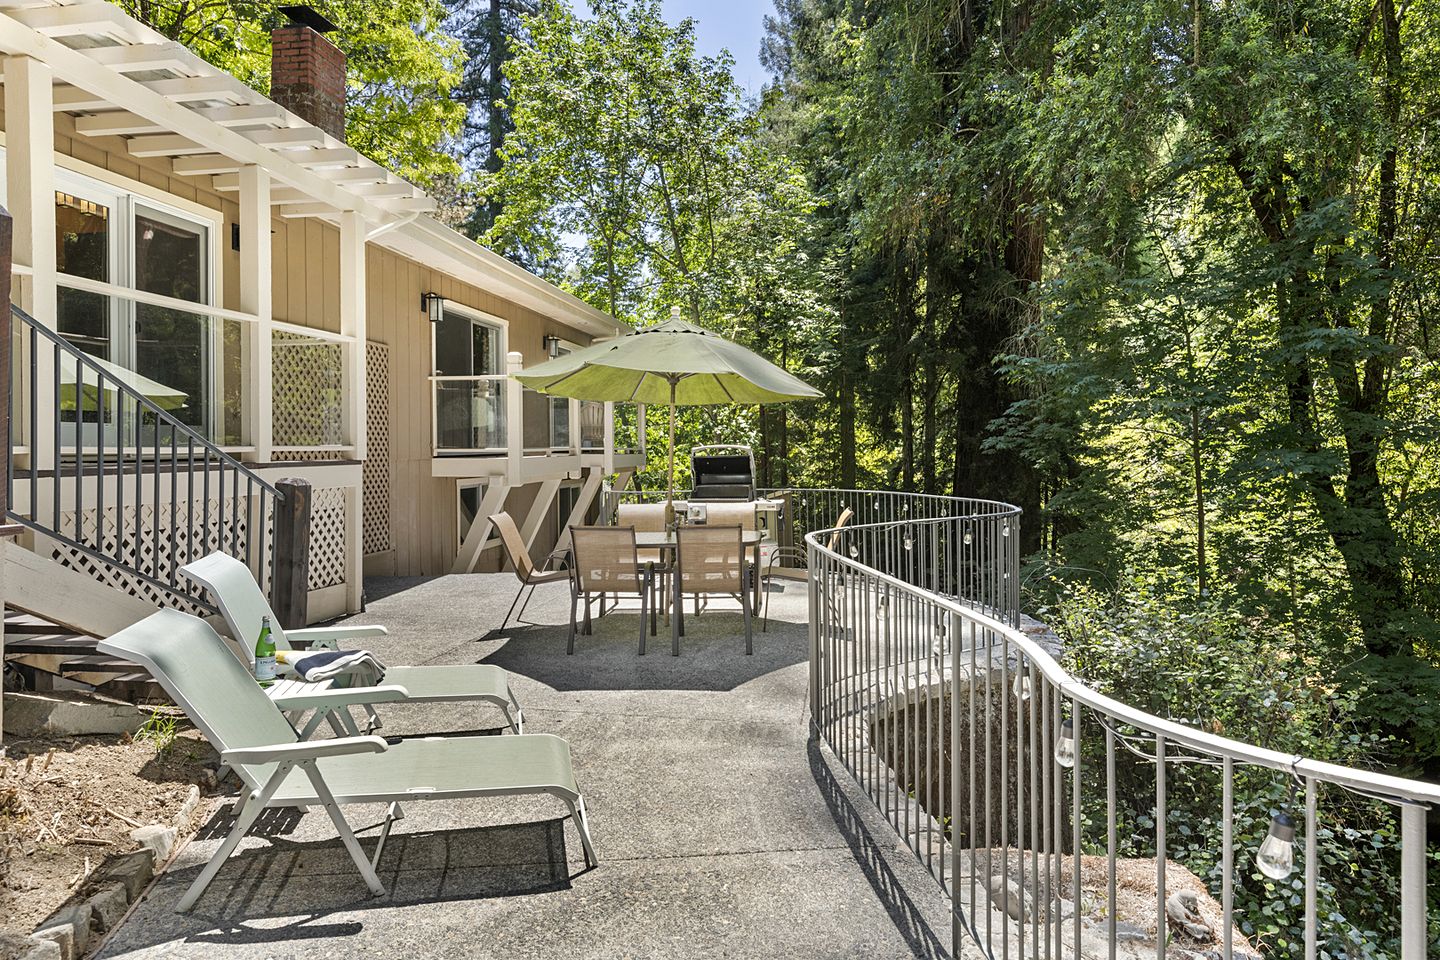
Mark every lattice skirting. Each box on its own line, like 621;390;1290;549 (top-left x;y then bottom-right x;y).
52;497;272;614
52;485;352;611
363;341;392;557
273;331;344;448
308;487;349;591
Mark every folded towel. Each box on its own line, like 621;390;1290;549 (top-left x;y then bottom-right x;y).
290;649;387;686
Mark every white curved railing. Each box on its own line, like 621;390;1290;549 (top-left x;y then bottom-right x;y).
805;501;1436;960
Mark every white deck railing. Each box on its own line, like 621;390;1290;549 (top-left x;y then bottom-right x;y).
806;495;1435;960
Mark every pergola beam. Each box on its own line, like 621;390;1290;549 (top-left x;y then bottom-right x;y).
75;103;288;137
0;11;396;222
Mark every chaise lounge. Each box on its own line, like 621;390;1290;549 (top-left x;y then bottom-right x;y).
98;609;597;912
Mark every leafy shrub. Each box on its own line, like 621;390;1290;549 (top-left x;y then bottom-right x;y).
1048;580;1438;958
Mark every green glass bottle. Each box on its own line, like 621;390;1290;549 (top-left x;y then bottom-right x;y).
253;615;276;687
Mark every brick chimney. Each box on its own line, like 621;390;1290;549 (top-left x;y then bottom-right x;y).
271;6;346;142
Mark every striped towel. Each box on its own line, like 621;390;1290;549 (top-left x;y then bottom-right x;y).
291;650;387;686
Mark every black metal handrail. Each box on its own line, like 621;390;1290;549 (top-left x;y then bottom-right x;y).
7;304;284;611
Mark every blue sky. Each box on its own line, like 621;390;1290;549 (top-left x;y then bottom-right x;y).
564;0;773;93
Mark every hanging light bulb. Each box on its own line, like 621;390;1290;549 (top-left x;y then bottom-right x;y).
1256;812;1296;880
1055;718;1076;768
848;544;859;559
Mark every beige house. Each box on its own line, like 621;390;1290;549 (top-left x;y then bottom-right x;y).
0;2;644;623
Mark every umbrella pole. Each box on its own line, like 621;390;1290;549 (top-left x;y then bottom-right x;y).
667;378;677;515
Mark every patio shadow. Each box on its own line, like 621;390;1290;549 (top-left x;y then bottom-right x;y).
478;611;808;692
110;817;584;951
808;740;951;960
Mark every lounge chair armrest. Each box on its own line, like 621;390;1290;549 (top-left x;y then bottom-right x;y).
287;625;390;644
221;735;387;765
269;684;411;711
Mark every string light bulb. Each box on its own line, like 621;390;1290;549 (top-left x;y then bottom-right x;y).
1055;718;1076;768
1256;812;1296;880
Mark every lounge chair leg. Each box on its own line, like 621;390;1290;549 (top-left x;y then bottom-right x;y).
301;762;386;897
178;761;293;912
363;704;383;734
370;801;405;870
564;794;598;869
499;695;523;735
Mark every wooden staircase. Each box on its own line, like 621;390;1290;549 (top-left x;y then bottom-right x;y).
3;608;164;702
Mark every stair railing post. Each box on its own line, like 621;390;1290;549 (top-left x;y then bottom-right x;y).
272;478;312;630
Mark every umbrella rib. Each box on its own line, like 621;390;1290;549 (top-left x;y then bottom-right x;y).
715;374;736;403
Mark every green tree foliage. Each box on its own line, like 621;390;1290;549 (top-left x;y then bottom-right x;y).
482;0;829;488
764;0;1440;769
110;0;465;185
442;0;536;237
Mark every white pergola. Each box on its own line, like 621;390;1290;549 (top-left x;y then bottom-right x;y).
0;0;438;467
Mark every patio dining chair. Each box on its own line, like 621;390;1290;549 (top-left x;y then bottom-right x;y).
99;609;596;912
760;506;853;631
491;511;570;634
181;552;524;737
616;501;678;608
568;525;656;655
673;524;752;656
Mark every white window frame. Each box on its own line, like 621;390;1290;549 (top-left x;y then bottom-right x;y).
0;143;227;440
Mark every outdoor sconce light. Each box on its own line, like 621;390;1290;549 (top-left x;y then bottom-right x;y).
422;292;446;323
1256;811;1297;880
1012;672;1033;702
1055;718;1077;768
543;335;562;358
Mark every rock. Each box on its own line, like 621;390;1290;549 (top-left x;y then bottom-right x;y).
0;932;61;960
27;924;72;960
986;874;1030;922
93;850;154;901
85;882;129;934
173;784;200;827
1114;920;1149;942
18;937;62;960
1166;890;1216;943
130;824;176;863
2;691;145;737
33;903;91;960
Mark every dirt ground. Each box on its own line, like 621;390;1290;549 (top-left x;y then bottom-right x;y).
0;724;218;936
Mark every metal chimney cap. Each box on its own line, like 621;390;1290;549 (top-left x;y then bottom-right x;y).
278;5;338;33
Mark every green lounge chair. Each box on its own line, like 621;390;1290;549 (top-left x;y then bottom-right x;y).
180;552;522;737
98;609;597;912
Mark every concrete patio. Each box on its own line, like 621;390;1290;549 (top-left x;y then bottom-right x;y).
96;573;953;959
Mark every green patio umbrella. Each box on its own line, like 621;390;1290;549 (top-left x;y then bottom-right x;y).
513;309;820;508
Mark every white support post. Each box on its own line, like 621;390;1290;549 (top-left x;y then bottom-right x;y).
506;351;523;478
568;396;581;457
637;404;648;456
603;401;615;474
338;211;367;461
238;164;273;461
6;55;57;472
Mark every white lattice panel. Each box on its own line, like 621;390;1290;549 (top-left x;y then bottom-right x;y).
363;341;392;556
272;331;343;448
53;497;272;613
308;487;348;591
